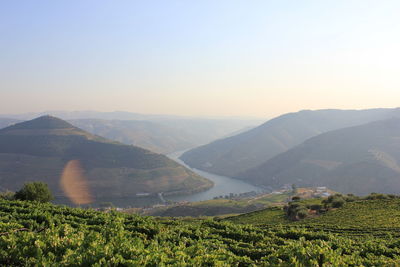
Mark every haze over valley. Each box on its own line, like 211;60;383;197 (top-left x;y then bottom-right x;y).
1;107;400;206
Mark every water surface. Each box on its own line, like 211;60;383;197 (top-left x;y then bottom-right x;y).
167;151;261;202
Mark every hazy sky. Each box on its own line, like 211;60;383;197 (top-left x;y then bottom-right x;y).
1;1;400;118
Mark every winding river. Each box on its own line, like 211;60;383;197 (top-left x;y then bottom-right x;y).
167;151;261;202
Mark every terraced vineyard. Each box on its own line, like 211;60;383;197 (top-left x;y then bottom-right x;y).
2;199;400;265
228;197;400;238
296;199;400;237
226;206;288;225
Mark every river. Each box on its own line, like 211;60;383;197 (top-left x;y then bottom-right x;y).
167;151;262;202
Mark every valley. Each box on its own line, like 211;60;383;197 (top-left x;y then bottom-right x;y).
2;108;400;266
166;151;261;202
3;2;400;264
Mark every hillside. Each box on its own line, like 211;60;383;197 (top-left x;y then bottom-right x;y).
143;187;334;217
2;199;400;265
0;116;212;205
68;119;196;154
181;108;400;177
239;118;400;195
0;118;20;129
145;191;290;217
69;118;257;154
298;199;400;234
2;111;261;154
227;197;400;237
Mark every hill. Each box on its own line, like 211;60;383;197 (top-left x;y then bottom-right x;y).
143;187;335;217
298;198;400;235
68;119;196;154
68;118;258;154
227;197;400;237
0;116;212;205
239;118;400;195
0;118;21;129
145;191;290;217
181;108;400;177
1;111;262;154
2;199;400;265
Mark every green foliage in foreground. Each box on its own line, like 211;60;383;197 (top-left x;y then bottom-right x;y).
1;200;400;266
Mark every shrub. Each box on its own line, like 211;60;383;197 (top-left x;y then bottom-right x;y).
0;190;15;200
344;194;359;202
291;196;301;201
331;198;345;208
15;182;53;203
285;202;309;220
365;193;390;200
297;209;308;219
310;204;322;212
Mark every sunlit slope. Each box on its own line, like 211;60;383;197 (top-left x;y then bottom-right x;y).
299;199;400;232
181;108;400;177
228;198;400;237
240;118;400;195
0;116;212;200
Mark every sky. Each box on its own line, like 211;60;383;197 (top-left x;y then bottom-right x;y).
1;0;400;118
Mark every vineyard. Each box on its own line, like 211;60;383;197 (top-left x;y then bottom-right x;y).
228;198;400;237
296;199;400;237
1;199;400;265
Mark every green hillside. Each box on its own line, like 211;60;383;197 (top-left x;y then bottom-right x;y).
239;118;400;195
181;108;400;177
227;197;400;237
146;191;290;217
0;116;212;205
297;199;400;236
2;198;400;265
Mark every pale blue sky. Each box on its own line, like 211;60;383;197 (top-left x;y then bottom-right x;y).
1;1;399;117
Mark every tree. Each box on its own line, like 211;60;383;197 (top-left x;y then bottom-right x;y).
291;184;298;194
331;198;345;208
310;204;322;212
15;182;53;203
297;209;308;219
285;202;309;221
292;196;301;201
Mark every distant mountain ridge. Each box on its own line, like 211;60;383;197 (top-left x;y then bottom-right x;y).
0;118;21;129
181;108;400;177
238;118;400;195
0;111;261;154
0;116;212;203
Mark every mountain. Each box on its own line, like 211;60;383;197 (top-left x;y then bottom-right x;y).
181;108;400;177
0;118;21;129
68;118;258;154
68;119;197;154
1;110;263;122
0;116;212;204
238;118;400;195
0;110;163;120
1;111;262;154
